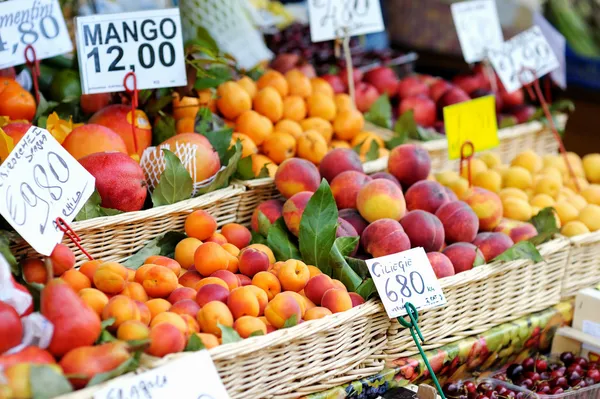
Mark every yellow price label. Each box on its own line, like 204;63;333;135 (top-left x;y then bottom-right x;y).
443;95;499;160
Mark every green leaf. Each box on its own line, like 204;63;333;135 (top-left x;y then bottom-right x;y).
355;278;377;301
0;231;18;276
30;365;73;398
413;126;445;142
256;164;271;178
249;330;265;337
235;155;255;180
257;211;272;238
34;93;59;124
195;142;242;195
246;67;265;81
529;207;560;245
190;26;220;54
87;355;139;387
282;314;298;328
194;66;233;90
195;107;213;135
492;241;544;263
145;93;174;115
344;256;370;280
96;329;117;344
364;94;392;129
365;140;380;162
219;323;243;344
151;149;194;207
352;141;363;155
152;112;177;145
75;190;123;222
101;318;116;329
386;111;417;149
267;218;301;262
122;231;187;269
499;116;518;129
250;231;267;245
184;333;206;352
200;127;233;165
329;237;362;292
299;180;338;275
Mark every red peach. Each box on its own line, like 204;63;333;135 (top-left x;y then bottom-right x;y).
473;232;514;262
464;187;504;231
361;218;411;257
274;158;321;199
282;191;313;236
354;82;380;112
364;66;398;97
357;179;406;222
426;252;455;279
331;171;372;209
146;323;186;357
442;242;485;274
167;287;197;304
210;270;240;291
397;76;430;99
435;201;479;243
236;274;252;286
349;292;365;307
430;80;453;102
400;210;445;252
251;199;284;233
321;288;353;313
221;223;252;249
388;144;431;188
398;95;436;127
370;172;402;189
339;208;369;236
170;299;201;318
304;274;336;305
319;148;364;182
508;223;538;243
238;248;270;277
178;271;202;289
405;180;450;213
196;284;229;307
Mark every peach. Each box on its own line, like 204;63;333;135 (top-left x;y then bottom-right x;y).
141;265;178;298
464;187;504;231
193;333;220;349
174;237;203;270
371;172;402;188
246;285;268;315
170;299;201;318
337;218;359;255
278;259;310;292
400;210;444;252
167;287;197;304
281;291;309;317
93;262;129;294
144;256;181;276
120;282;148;302
331;171;372;210
405;180;450;213
195;277;230;292
388;144;431;187
117;320;150;341
145;298;171;320
264;293;303;329
135;301;151;325
252;271;281;300
304;274;336;305
181;314;200;334
361;219;410;258
321;288;352;313
236;274;252;286
79;260;103;281
473;232;514;262
78;288;109;317
282;191;313;236
196;284;230;307
221;223;252;249
49;244;75;276
435;201;479;243
178;270;202;288
304;306;332;320
197;301;234;336
319;148;364;182
194;242;230;276
357;179;407;222
251;199;285;233
238;247;270;277
246;244;276;265
102;295;141;330
150;311;188;336
338;208;369;236
210;270;240;291
349;292;365;307
442;243;485;274
227;286;261;319
61;269;91;292
233;316;268;338
274;158;321;199
206;233;228;245
146;322;186;357
185;210;217;241
508;223;538;243
426;252;455;279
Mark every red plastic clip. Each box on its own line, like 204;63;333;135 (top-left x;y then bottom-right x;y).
123;71;139;156
518;68;579;192
460;141;475;187
55;217;94;261
24;45;40;103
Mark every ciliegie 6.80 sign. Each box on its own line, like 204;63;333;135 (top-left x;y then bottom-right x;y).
75;8;187;94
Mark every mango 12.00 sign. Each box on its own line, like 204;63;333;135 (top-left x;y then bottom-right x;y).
75;8;187;94
0;127;95;256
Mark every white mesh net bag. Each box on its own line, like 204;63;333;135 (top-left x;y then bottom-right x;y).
179;0;273;69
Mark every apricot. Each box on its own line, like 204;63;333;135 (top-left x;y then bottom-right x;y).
135;301;151;325
511;150;542;174
334;93;353;112
320;148;364;183
473;232;514;262
49;243;75;276
247;244;276;264
582;185;600;205
194;242;230;277
225;286;260;320
78;260;102;282
307;265;322;278
472;169;502;193
127;269;136;282
193;332;220;349
206;233;228;245
178;270;202;288
254;87;283;122
278;259;310;292
400;210;445;252
78;288;109;317
297;129;328;164
195;277;230;292
22;258;48;284
503;166;533;190
330;140;352;150
534;175;562;198
144;256;181;277
180;314;200;335
264;293;303;329
321;288;352;314
304;306;332;321
230;132;258;158
196;284;230;307
141;265;178;298
251;154;278;177
222;243;241;258
197;301;234;336
149;312;187;338
499;188;529;202
361;218;410;258
307;92;337;121
285;69;312;98
167;287;197;304
252;271;281;301
583;153;600;183
170;299;201;318
257;70;289;97
236;110;273;146
102;295;141;330
183;210;216;241
333;109;364;141
146;298;171;320
464;187;504;231
282;95;307;121
93;262;129;294
282;191;313;236
231;316;266;338
216;81;252;120
263;131;297;164
174;237;203;270
300;117;333;142
503;197;533;222
405;180;450;214
146;322;186;357
246;284;269;314
310;77;335;98
237;76;257;98
442;242;485;274
531;194;555;209
275;119;303;139
561;221;590;237
578;204;600;231
117;320;150;341
120;282;148;302
435;201;479;243
304;274;336;305
357;179;406;222
269;261;284;277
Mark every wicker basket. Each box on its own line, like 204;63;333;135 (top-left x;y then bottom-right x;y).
10;185;246;266
560;231;600;299
384;236;569;360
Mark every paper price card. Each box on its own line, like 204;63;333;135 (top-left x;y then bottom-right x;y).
443;95;499;160
450;0;503;63
308;0;385;43
75;8;187;94
93;351;230;399
487;25;560;93
366;247;447;319
0;127;95;256
0;0;73;69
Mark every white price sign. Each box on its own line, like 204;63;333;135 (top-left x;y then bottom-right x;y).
308;0;385;43
488;25;560;93
451;0;503;63
366;247;447;319
93;351;230;399
75;8;187;94
0;127;95;256
0;0;73;69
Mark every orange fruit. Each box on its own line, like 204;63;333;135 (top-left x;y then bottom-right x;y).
0;83;36;121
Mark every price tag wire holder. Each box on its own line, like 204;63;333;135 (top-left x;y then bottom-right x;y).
397;302;446;399
459;141;475;188
24;45;41;104
123;71;140;158
55;217;94;261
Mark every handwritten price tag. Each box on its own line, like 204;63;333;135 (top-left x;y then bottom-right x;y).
93;351;230;399
0;127;95;256
451;0;503;63
75;8;187;94
0;0;73;69
443;95;499;160
366;247;446;319
307;0;385;42
487;25;560;93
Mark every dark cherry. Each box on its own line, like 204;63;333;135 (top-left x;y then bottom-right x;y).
524;371;541;383
560;351;575;366
574;356;588;368
568;370;582;383
519;378;533;389
551;387;564;394
443;383;459;395
567;364;583;374
540;371;551;380
535;358;548;372
507;364;524;380
537;385;551;394
477;383;493;393
589;361;598;370
476;396;489;399
585;377;596;386
515;393;525;399
578;380;588;388
522;357;535;371
464;381;477;393
555;376;569;388
587;369;600;383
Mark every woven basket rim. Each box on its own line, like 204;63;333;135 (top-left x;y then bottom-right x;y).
565;230;600;246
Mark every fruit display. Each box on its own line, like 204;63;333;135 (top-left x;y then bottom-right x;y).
442;379;535;399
